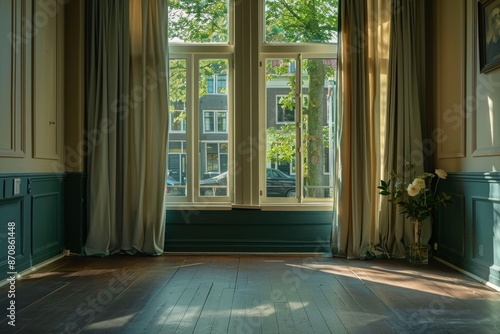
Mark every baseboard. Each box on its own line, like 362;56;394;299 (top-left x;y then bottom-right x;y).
0;254;65;288
162;251;328;256
434;256;500;292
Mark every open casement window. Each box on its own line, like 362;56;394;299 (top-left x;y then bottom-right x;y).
260;0;338;205
262;57;336;202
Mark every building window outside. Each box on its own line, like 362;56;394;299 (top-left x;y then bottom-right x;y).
276;95;295;123
207;78;214;94
204;110;227;133
216;74;227;93
170;110;186;133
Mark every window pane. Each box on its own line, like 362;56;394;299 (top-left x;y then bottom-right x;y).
167;141;187;197
207;78;214;93
199;59;229;197
170;110;186;132
265;58;297;198
264;0;338;44
168;59;188;197
168;0;229;44
276;95;294;123
204;111;214;132
217;111;227;132
302;58;335;199
206;143;219;172
217;74;227;93
220;142;228;154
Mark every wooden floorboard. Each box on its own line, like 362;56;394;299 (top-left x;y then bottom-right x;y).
0;254;499;333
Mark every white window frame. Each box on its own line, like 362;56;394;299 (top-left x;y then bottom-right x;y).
166;54;233;206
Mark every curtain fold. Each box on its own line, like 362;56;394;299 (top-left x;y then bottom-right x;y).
332;0;427;259
384;0;429;255
85;0;169;256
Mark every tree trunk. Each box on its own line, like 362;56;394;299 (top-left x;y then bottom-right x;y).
305;59;325;198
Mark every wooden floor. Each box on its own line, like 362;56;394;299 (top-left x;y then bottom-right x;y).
1;254;500;333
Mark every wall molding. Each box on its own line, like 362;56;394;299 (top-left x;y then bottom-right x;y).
471;196;499;267
436;0;466;160
436;171;500;286
438;193;465;258
445;172;500;182
0;0;26;158
32;0;63;161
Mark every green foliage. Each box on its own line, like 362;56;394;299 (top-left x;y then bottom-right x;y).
169;59;187;111
266;122;332;171
266;125;296;163
265;0;339;43
168;0;228;43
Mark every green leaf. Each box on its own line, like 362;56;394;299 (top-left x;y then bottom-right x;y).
393;197;403;204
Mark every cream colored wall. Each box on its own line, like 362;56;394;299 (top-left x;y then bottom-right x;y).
434;0;500;172
0;0;84;174
63;0;85;173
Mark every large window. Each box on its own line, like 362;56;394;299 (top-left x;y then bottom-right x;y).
261;0;338;202
167;0;337;207
168;0;232;204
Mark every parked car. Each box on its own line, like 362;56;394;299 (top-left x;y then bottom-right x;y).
200;172;228;196
166;175;185;196
198;168;296;197
266;168;296;197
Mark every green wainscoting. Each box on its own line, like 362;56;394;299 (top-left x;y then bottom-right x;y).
0;174;66;281
64;173;87;254
0;178;31;275
434;172;500;287
165;209;333;253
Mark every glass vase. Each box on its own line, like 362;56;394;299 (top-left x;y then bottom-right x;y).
407;219;430;264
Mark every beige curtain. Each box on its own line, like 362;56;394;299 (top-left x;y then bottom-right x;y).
85;0;169;256
332;0;427;259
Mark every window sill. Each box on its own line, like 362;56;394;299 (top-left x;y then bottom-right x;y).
260;203;333;211
166;202;333;212
166;203;233;211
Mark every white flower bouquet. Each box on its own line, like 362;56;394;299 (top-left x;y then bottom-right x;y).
378;162;451;222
